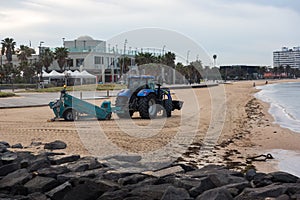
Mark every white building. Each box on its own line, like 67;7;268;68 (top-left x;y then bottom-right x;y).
273;47;300;69
51;35;135;83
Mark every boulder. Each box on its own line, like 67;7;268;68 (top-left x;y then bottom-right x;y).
44;140;67;150
0;163;20;176
49;155;80;165
189;176;217;197
57;168;107;183
235;183;288;199
64;156;102;172
245;168;256;181
0;143;8;153
28;155;51;172
251;172;273;188
11;143;23;149
118;174;148;185
270;171;299;183
97;189;129;200
37;165;70;178
28;192;49;200
0;141;10;148
0;151;18;162
196;187;233;200
62;181;104;200
161;186;190;200
128;184;171;200
0;168;32;189
24;176;58;193
45;181;72;200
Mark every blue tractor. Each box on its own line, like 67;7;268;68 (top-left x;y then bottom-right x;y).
115;75;183;119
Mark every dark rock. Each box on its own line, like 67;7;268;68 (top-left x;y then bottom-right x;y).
24;176;58;193
44;140;67;150
45;181;72;200
94;179;120;191
235;183;288;199
28;192;49;200
0;143;8;153
105;155;142;163
245;168;256;181
208;173;246;187
1;151;18;162
28;155;51;172
10;184;28;196
97;189;129;200
175;163;197;172
196;187;233;200
172;177;201;190
276;194;290;200
57;168;107;183
142;165;183;178
102;171;134;181
219;181;250;197
37;165;70;178
49;154;80;165
0;141;10;148
128;184;171;200
161;185;190;200
185;165;243;178
62;181;104;200
251;172;273;188
118;174;148;185
0;168;32;189
30;141;43;147
11;143;23;149
0;163;20;176
270;171;299;183
64;156;102;172
189;176;217;197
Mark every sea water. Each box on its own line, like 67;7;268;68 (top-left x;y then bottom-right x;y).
255;82;300;133
255;81;300;177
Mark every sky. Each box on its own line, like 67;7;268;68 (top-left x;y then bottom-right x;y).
1;0;300;66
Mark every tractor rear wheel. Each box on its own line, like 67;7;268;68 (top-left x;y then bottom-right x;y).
64;109;77;121
163;99;172;117
138;94;157;119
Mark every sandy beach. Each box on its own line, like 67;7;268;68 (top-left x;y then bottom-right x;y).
1;79;300;174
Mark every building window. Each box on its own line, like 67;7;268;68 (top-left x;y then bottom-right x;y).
76;58;84;67
94;56;104;64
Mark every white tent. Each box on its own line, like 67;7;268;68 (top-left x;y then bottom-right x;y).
46;70;65;79
80;70;97;78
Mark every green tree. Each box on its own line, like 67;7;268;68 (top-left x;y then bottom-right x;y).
41;48;54;72
135;52;156;65
16;45;35;62
1;38;16;63
54;47;69;72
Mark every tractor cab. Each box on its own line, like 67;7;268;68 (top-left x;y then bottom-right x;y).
127;75;156;91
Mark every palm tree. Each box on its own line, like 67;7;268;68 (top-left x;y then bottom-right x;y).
41;48;54;72
16;45;35;62
54;47;69;72
213;54;217;67
1;38;16;63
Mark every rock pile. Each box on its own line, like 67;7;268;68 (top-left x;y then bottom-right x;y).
0;140;299;200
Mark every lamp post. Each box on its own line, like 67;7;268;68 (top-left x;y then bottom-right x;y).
162;45;166;55
62;37;65;47
121;39;127;77
39;41;44;88
186;50;190;65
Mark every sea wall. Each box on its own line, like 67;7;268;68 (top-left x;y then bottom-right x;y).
0;140;299;200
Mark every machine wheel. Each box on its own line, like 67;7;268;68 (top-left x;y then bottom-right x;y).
63;109;77;121
138;94;157;119
116;97;133;119
163;99;173;117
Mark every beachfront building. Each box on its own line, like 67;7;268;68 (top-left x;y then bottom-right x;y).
50;35;135;83
219;65;266;80
273;47;300;69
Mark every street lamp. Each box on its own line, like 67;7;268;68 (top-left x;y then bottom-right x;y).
186;50;190;65
39;41;44;88
162;45;166;55
121;39;127;77
62;37;65;47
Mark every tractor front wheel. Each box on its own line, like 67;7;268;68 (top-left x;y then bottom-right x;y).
138;94;157;119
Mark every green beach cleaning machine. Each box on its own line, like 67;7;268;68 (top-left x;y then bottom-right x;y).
49;76;183;121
